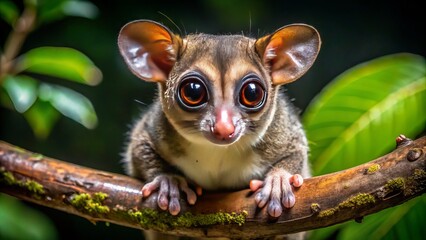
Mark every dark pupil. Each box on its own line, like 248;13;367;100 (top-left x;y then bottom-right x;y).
244;83;261;102
184;82;203;103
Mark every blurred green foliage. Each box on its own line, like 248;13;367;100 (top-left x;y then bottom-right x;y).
303;53;426;240
1;0;101;239
0;194;57;240
304;53;426;175
0;0;101;139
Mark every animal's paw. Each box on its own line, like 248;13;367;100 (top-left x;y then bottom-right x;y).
142;175;198;215
250;169;303;217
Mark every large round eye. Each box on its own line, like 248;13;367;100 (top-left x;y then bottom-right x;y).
178;77;208;109
239;81;266;109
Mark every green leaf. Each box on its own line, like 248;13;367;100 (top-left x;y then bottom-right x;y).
303;53;426;175
24;99;60;139
307;223;341;240
0;194;58;240
337;196;426;240
304;53;426;240
39;83;98;129
0;0;19;25
2;75;38;113
62;0;98;19
35;0;67;23
17;47;102;86
37;0;98;23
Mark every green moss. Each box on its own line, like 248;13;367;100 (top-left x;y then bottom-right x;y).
1;170;45;197
128;209;248;230
93;192;108;202
70;192;110;214
310;203;321;213
367;164;381;174
413;169;426;179
70;193;90;207
403;169;426;196
318;193;375;218
30;153;44;160
23;180;45;195
12;146;27;154
339;193;375;208
1;171;16;185
318;208;337;218
384;177;405;192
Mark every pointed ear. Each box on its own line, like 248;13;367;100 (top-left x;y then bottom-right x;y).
255;24;321;85
118;20;181;82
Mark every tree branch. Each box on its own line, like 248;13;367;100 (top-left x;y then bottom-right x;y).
0;136;425;239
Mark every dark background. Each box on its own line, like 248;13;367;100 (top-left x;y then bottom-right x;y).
1;0;425;239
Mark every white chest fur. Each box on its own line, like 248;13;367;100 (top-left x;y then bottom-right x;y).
159;141;267;190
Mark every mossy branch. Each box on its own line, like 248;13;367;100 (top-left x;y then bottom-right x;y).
0;136;425;239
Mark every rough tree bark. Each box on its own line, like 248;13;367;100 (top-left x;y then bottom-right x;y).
0;136;425;239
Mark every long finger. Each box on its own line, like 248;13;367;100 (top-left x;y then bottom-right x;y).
267;176;283;217
141;177;161;197
157;177;170;211
168;177;181;215
249;179;264;192
178;178;197;205
255;176;272;208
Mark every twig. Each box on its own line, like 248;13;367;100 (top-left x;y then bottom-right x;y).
0;5;36;79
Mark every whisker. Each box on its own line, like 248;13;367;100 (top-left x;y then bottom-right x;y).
249;11;252;36
158;11;182;36
134;99;148;106
180;20;187;36
173;119;205;135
